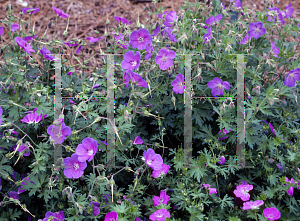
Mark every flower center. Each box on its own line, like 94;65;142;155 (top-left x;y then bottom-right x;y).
147;159;153;165
73;163;79;170
138;37;144;42
87;150;93;156
131;61;137;67
255;28;260;33
218;83;223;89
289;73;294;79
162;56;167;62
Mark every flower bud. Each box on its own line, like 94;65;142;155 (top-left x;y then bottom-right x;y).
106;18;110;25
48;22;52;28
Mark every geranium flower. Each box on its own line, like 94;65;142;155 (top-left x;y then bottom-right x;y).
52;6;70;18
8;191;19;200
248;22;266;39
263;207;281;220
203;26;212;43
164;11;177;27
21;7;40;14
64;40;78;47
270;41;280;58
218;128;231;140
121;51;141;71
145;43;154;60
153;190;170;206
233;184;253;201
15;37;35;55
42;210;65;221
237;34;251;44
88;201;100;216
11;23;19;32
281;4;294;18
152;163;169;178
161;27;177;42
149;208;170;221
13;143;30;157
217;156;226;164
24;35;37;42
127;71;148;88
38;47;56;61
86;37;103;43
231;0;242;8
285;177;295;196
47;122;72;144
207;77;231;97
201;183;218;194
243;200;264;210
0;106;3;126
144;148;163;170
104;211;119;221
205;14;223;26
130;28;152;50
155;48;176;71
63;153;87;179
75;137;98;162
276;163;284;171
0;27;4;37
133;136;143;145
18;177;35;194
171;74;185;94
21;110;47;124
114;16;132;25
284;68;300;87
158;11;169;20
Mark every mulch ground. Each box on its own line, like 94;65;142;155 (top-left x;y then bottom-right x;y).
0;0;299;79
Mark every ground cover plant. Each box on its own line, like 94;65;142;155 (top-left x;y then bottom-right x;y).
0;0;300;220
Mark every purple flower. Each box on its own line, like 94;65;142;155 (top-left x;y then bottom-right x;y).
67;71;74;76
155;48;176;71
89;202;100;216
63;153;87;179
263;207;281;220
164;11;177;27
217;156;226;164
171;74;185;94
133;136;143;145
144;148;163;170
114;16;132;25
285;177;295;196
14;37;35;55
75;137;98;162
14;143;30;157
233;184;253;201
284;68;300;87
161;27;177;42
205;14;223;26
149;208;170;221
151;23;161;37
207;77;231;97
232;0;242;8
243;200;264;210
203;26;212;43
8;191;19;200
11;23;19;32
201;183;218;194
248;22;266;39
42;210;65;221
64;41;78;47
104;211;119;221
270;41;280;58
0;27;4;36
237;34;251;44
21;7;40;14
21;112;47;124
38;47;56;61
145;43;153;60
121;51;141;71
152;163;169;178
130;28;152;50
153;190;170;206
86;37;103;43
158;11;169;20
282;4;294;18
136;218;142;221
47;122;72;144
52;6;70;18
276;163;284;171
126;70;148;89
24;35;37;42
